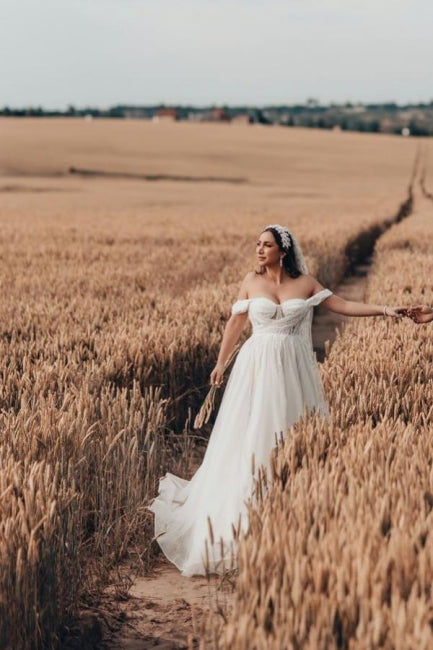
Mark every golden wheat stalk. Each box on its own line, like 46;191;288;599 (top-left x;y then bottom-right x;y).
193;344;240;429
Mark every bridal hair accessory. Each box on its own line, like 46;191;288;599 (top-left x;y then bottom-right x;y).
266;224;292;251
265;224;309;275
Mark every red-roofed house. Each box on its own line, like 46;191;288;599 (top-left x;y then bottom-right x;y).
153;108;179;122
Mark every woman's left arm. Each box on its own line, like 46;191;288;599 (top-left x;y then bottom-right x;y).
321;292;402;318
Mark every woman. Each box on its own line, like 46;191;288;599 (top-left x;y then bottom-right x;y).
148;225;403;577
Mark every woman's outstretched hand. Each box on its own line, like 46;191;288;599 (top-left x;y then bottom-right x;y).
404;305;433;324
210;363;225;387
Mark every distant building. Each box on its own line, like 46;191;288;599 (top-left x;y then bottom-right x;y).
380;118;394;134
190;107;231;122
124;108;149;119
232;113;252;124
262;109;277;123
209;108;230;121
153;108;179;122
344;104;367;114
400;109;424;119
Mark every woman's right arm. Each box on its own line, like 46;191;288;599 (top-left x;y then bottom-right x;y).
210;312;248;386
210;273;252;386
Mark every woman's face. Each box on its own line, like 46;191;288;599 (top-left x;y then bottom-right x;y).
256;230;282;267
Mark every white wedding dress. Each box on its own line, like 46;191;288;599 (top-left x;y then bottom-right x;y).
148;288;332;576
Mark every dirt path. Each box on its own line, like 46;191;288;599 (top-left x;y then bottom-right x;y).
99;557;234;650
312;260;370;361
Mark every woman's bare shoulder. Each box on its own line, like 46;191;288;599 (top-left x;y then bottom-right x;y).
243;270;257;283
237;271;259;299
302;273;325;294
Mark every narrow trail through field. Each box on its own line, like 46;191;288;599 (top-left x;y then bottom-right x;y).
95;149;423;650
312;259;370;361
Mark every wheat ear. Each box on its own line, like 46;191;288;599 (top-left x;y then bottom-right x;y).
193;344;240;429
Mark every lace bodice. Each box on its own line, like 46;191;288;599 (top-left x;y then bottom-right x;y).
231;288;333;340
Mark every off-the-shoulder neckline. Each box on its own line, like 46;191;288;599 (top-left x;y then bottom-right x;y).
235;288;331;307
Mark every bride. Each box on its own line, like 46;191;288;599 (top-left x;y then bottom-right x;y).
148;224;403;577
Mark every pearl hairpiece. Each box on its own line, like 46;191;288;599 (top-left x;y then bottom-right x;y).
265;224;292;251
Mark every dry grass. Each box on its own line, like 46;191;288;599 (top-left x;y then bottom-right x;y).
202;185;433;649
0;119;424;648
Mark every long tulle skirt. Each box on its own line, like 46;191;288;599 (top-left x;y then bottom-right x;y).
148;333;328;577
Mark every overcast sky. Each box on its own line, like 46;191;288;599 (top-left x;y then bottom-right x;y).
2;0;432;108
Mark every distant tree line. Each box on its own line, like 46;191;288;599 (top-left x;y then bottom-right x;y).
2;101;433;136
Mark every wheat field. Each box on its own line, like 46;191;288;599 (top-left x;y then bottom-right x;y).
0;118;428;648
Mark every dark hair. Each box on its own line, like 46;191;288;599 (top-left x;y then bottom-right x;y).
259;227;302;278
